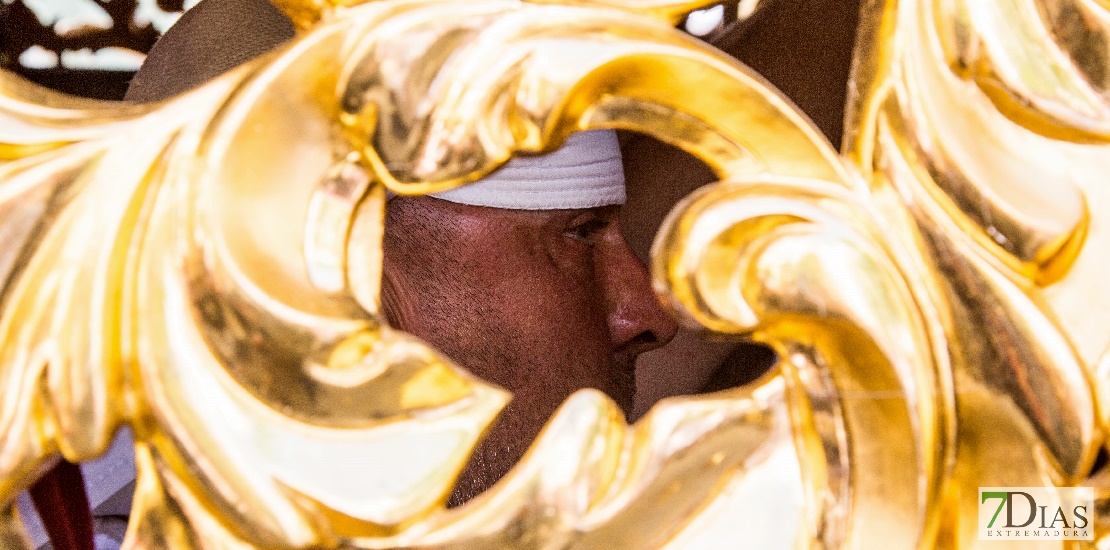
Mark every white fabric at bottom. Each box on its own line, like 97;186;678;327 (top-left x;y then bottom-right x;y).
14;428;136;550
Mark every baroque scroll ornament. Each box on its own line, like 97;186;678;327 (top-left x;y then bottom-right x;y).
0;0;1108;548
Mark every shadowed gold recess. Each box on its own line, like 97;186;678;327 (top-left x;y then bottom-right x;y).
0;0;1108;548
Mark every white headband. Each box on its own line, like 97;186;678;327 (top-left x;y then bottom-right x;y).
427;129;626;210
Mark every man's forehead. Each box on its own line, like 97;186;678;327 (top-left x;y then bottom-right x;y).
396;195;622;226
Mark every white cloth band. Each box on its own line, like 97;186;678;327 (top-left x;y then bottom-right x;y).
425;130;626;210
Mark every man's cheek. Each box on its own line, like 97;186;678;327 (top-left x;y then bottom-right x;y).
506;250;600;316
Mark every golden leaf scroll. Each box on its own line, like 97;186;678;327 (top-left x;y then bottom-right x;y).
0;0;1107;548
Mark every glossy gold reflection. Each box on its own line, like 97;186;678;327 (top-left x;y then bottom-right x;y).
2;0;1109;548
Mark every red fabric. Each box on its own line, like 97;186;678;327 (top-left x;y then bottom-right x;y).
29;461;95;550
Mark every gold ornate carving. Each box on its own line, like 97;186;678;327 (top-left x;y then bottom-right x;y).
0;0;1107;548
843;0;1109;546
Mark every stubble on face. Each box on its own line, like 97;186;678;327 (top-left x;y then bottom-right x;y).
382;196;656;505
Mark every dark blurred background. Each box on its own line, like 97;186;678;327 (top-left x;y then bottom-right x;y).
1;0;195;100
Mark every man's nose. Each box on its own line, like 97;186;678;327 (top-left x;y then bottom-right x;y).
598;229;679;355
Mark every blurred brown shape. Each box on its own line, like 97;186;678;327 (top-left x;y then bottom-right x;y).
0;0;183;99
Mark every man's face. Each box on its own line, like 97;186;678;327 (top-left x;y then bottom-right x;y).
382;195;677;503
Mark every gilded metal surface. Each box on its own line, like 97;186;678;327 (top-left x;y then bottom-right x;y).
843;0;1110;546
0;0;1107;548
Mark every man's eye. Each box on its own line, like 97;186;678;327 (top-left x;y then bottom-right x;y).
564;218;608;244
